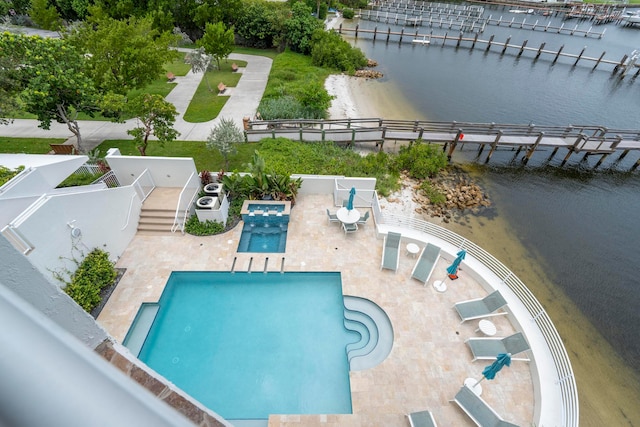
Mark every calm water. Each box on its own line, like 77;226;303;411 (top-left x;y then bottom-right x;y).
346;9;640;375
138;272;354;420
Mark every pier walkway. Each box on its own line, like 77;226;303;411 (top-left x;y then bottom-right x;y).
245;118;640;170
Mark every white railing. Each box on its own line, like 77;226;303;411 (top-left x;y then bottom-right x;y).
74;163;102;176
172;172;200;233
132;169;155;202
91;170;120;188
121;194;138;231
372;195;579;427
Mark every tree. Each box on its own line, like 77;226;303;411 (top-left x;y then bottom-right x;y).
235;0;288;49
69;16;179;95
30;0;62;30
206;117;243;170
126;94;180;156
185;47;214;91
0;33;98;152
284;2;322;54
198;21;234;70
0;55;21;125
193;0;243;29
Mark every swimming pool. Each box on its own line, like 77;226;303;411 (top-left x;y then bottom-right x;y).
238;215;288;253
130;272;358;421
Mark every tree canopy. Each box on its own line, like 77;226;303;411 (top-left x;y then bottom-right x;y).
284;2;322;54
68;15;179;95
198;21;235;70
126;93;180;156
0;32;98;151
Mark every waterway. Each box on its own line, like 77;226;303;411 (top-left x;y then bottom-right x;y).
342;6;640;426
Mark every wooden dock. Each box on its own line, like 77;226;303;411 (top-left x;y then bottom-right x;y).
337;25;640;78
244;119;640;171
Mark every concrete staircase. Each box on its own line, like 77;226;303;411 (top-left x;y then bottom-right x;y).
136;188;183;235
137;208;176;235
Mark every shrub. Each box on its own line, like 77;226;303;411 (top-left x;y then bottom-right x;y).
259;95;308;120
184;215;225;236
57;172;105;188
395;141;448;179
0;165;25;187
310;29;367;73
64;249;117;313
420;180;446;205
342;8;355;19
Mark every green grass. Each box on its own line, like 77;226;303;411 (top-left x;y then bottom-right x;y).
164;53;191;76
97;139;263;172
261;49;333;101
0;137;67;154
182;60;246;123
232;46;279;60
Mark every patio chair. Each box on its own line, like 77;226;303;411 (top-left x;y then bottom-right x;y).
342;199;349;207
326;209;340;225
406;410;438;427
343;222;358;234
453;290;508;324
411;243;441;285
465;332;531;362
451;384;520;427
381;232;401;272
357;210;370;225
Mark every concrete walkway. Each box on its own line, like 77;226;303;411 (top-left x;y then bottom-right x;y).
0;49;272;150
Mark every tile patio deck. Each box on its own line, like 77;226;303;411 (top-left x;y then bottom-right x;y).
98;193;534;427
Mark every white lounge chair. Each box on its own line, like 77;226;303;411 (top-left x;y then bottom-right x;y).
451;384;520;427
381;232;401;272
453;290;508;324
411;243;441;285
465;332;531;362
407;410;438;427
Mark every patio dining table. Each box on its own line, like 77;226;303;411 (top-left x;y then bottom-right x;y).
336;207;360;224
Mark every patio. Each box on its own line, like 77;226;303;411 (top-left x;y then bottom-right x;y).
98;193;534;426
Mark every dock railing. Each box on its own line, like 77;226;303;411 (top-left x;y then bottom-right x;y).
371;193;579;427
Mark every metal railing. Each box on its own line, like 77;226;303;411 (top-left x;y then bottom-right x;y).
172;172;200;233
91;170;120;188
132;169;155;202
372;195;579;427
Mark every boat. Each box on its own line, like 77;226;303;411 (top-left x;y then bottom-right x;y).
412;36;430;45
622;11;640;24
509;8;534;14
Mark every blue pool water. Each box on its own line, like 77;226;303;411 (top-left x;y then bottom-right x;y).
135;272;357;420
238;215;288;253
247;203;285;213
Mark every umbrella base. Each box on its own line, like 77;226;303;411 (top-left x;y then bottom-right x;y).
433;280;447;293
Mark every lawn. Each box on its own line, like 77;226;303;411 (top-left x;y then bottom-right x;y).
183;60;247;123
97;139;263;172
0;137;67;154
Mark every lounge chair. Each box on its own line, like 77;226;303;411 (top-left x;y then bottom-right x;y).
343;222;358;234
453;290;508;324
357;210;370;225
411;243;441;285
380;232;401;272
465;332;531;362
406;410;438;427
326;209;340;224
451;384;520;427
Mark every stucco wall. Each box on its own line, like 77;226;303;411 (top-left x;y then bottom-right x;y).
0;234;108;348
13;185;141;286
106;150;197;187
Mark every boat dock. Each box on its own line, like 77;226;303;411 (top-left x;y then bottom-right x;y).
337;25;640;78
244;119;640;171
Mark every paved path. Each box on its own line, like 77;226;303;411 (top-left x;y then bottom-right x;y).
0;48;272;150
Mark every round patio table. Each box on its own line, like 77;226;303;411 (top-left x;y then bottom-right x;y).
336;207;360;224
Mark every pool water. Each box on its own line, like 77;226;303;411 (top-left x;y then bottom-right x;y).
247;203;285;213
238;215;288;253
135;272;357;420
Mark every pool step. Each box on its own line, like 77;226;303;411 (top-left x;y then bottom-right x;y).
343;296;394;371
122;303;160;356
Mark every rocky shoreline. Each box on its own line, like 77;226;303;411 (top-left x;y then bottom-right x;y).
383;167;491;224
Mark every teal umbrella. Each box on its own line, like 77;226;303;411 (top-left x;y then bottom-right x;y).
446;249;466;275
474;352;512;387
347;187;356;211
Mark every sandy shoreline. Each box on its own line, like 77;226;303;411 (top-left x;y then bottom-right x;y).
325;71;640;425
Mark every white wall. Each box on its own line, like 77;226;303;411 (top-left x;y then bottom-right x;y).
106;150;197;187
294;175;344;194
13;185;141;286
0;155;88;195
0;235;108;348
